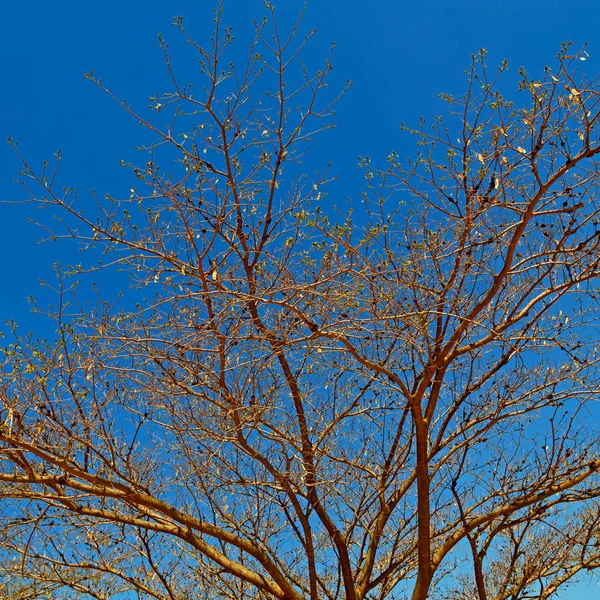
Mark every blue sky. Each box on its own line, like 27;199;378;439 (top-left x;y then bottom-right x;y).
2;0;600;596
1;0;597;318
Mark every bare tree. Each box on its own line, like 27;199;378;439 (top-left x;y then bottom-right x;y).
2;4;600;598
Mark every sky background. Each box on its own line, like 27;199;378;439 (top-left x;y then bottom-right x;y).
1;0;600;597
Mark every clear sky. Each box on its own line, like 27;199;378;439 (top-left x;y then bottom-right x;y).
2;0;600;597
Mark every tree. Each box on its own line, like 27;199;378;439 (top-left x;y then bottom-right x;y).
3;3;600;597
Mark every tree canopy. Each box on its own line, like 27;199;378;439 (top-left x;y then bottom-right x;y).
2;5;600;600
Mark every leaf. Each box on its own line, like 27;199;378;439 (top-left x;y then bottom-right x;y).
517;146;527;155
